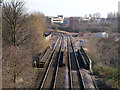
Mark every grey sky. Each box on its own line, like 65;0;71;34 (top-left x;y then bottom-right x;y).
25;0;119;18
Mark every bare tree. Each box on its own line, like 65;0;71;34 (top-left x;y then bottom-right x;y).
30;12;47;56
2;0;31;46
69;17;79;32
118;13;120;32
93;13;101;19
107;12;118;21
2;1;47;88
2;0;32;88
89;14;92;18
97;37;118;68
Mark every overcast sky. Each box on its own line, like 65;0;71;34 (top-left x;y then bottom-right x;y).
25;0;119;18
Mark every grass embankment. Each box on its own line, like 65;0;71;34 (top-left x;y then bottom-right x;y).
85;36;119;89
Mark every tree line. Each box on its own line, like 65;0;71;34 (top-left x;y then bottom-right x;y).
2;0;47;88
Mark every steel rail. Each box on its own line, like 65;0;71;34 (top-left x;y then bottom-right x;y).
50;36;63;89
67;36;73;90
70;37;85;90
38;36;61;89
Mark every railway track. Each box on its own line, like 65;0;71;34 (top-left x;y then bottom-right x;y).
50;36;63;89
68;36;85;89
38;36;62;89
54;36;65;88
38;33;98;89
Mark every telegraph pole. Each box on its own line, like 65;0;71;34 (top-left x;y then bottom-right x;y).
0;0;2;89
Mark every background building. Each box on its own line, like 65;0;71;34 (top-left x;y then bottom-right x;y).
51;15;64;24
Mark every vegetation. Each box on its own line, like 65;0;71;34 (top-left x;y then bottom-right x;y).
93;64;119;89
53;21;117;34
118;13;120;32
86;36;119;89
30;12;47;55
2;0;47;88
2;1;30;46
51;12;118;33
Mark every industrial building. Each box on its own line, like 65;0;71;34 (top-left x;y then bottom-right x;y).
81;17;92;23
51;15;64;24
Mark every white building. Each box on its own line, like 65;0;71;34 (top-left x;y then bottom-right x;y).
44;32;52;41
96;32;108;38
82;17;92;21
51;15;64;24
45;34;51;41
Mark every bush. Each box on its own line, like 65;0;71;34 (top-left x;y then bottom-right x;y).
93;65;119;89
